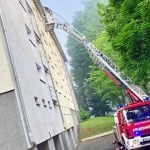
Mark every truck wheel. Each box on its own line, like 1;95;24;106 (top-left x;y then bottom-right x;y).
117;141;122;146
122;139;128;150
123;146;127;150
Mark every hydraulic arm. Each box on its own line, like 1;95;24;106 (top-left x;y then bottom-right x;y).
44;7;149;103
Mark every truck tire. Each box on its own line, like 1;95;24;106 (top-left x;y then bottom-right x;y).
122;138;128;150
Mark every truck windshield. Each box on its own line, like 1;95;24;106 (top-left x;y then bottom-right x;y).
126;105;150;123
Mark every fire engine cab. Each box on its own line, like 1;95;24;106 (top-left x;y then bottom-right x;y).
43;7;150;150
114;101;150;150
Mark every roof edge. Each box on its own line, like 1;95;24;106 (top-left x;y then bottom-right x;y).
34;0;67;62
50;31;68;62
33;0;44;17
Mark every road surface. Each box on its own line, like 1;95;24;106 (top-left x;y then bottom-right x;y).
77;134;117;150
77;134;150;150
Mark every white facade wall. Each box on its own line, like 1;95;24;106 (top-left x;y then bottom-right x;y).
0;17;14;93
0;0;79;149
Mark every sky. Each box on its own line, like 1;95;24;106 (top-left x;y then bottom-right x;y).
41;0;84;23
41;0;84;60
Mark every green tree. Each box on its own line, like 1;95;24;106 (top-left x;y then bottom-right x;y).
97;0;150;94
67;0;125;116
79;107;90;121
88;93;112;116
88;30;125;105
67;0;104;111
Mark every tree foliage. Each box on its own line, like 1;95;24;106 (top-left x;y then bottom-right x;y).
67;0;104;111
88;93;112;116
79;107;90;121
88;30;125;105
67;0;149;117
97;0;150;93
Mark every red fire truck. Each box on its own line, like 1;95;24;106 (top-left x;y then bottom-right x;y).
44;7;150;150
114;101;150;150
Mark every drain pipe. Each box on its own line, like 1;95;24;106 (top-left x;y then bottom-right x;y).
0;11;36;146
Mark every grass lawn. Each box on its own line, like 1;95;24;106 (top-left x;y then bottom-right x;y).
80;117;114;139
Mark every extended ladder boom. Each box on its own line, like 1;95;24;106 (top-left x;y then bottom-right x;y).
44;7;148;102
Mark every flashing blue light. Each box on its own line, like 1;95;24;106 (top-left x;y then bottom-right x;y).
118;103;124;108
135;131;140;136
143;96;150;101
133;130;141;137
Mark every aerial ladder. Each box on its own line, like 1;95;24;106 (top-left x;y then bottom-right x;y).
44;7;149;103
